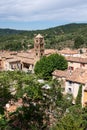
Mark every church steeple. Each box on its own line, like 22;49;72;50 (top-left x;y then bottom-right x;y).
34;34;44;59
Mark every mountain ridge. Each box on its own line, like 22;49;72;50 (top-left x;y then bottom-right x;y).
0;23;87;35
0;23;87;50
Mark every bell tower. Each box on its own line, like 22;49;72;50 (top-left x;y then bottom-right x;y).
34;34;44;59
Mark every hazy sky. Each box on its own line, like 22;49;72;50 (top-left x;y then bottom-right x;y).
0;0;87;30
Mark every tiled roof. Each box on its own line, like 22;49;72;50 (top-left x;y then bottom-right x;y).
52;68;87;84
6;105;17;113
6;58;20;63
52;69;69;78
45;49;58;56
66;69;87;84
66;56;87;63
0;53;14;59
17;52;35;59
22;58;35;64
6;99;23;113
58;49;78;55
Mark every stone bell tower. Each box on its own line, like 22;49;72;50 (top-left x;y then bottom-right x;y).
34;34;44;60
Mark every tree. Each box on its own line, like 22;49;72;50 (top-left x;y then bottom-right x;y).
1;72;49;130
7;84;47;130
76;84;82;105
0;72;12;114
0;71;66;130
34;54;68;79
82;107;87;130
55;113;83;130
51;105;83;130
74;36;84;49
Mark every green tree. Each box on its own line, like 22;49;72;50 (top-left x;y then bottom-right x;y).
76;84;82;105
0;73;12;114
81;106;87;129
1;72;65;130
74;36;84;49
55;114;83;130
34;54;68;79
52;105;83;130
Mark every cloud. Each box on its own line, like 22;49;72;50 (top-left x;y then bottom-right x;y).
0;0;87;24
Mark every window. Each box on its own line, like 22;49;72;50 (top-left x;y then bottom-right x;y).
40;38;43;42
36;39;38;42
36;53;38;56
23;63;29;69
40;44;43;48
0;62;1;66
68;88;72;94
68;81;72;86
11;64;14;69
36;46;38;49
80;63;85;67
68;66;74;70
41;53;43;56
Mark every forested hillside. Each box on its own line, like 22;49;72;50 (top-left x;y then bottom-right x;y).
0;71;87;130
0;23;87;51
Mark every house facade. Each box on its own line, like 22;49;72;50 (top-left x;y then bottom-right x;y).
52;69;87;107
58;48;80;57
66;56;87;71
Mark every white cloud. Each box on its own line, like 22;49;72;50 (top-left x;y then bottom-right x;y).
0;0;87;23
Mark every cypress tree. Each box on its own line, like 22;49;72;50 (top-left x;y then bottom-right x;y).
76;84;82;105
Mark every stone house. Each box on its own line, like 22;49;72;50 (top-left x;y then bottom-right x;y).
66;56;87;71
52;68;87;107
3;58;21;71
58;48;80;57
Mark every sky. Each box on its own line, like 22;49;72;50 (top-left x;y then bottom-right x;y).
0;0;87;30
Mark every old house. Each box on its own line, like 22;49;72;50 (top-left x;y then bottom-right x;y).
58;48;80;57
66;56;87;71
0;52;21;71
52;68;87;107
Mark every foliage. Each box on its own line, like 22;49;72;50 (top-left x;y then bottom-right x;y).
82;107;87;130
0;72;12;114
74;36;84;49
55;114;83;130
51;105;83;130
7;84;47;130
76;84;82;105
34;54;68;79
0;23;87;50
0;71;87;130
0;71;66;129
0;114;8;130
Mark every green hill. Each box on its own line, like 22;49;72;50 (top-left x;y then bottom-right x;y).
0;23;87;51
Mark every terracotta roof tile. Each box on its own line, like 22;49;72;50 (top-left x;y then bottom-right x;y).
6;58;20;63
45;49;58;56
22;58;35;64
58;49;78;55
66;56;87;63
17;52;35;59
52;69;69;78
52;68;87;84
